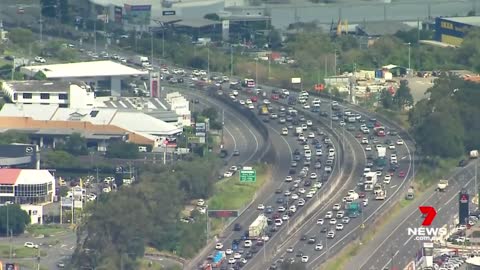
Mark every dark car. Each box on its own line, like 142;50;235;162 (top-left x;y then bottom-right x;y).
459;159;468;167
245;252;253;259
219;150;228;158
300;234;308;241
308;237;316;244
233;150;240;156
320;227;328;233
234;223;242;231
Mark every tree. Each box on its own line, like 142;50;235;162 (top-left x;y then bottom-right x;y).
380;88;394;109
0;131;29;144
106;142;139;159
59;0;70;23
41;0;57;18
393;80;414;110
201;107;218;121
268;30;283;49
8;28;34;48
0;204;31;236
62;133;88;155
33;71;47;80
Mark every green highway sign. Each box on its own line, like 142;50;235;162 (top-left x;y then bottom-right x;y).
240;169;256;182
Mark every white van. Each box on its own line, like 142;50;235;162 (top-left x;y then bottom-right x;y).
138;146;147;152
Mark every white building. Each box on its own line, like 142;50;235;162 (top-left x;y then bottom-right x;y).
20;61;147;96
0;168;56;224
1;81;95;108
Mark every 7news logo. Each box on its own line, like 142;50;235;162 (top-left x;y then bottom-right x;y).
407;206;447;241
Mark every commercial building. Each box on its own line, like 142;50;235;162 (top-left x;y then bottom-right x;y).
0;104;183;148
0;168;56;224
1;81;95;108
20;61;147;96
435;16;480;46
0;144;40;169
466;257;480;270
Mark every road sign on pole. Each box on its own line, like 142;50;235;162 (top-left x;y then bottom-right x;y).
240;169;256;182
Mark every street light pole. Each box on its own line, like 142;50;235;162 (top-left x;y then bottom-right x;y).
162;29;165;58
207;45;210;81
408;42;411;71
94;19;97;55
230;45;233;79
255;58;258;84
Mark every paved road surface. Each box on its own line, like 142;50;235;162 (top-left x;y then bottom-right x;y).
347;160;479;270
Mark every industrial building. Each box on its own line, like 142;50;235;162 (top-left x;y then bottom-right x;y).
0;144;40;169
1;81;96;108
20;61;147;96
435;16;480;46
0;168;56;224
0;104;183;149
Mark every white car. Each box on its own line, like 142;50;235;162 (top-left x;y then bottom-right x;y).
332;204;341;211
336;224;344;230
396;139;404;145
329;218;337;225
302;124;308;130
226;248;233;255
315;243;324;251
246;99;252;104
257;204;265;210
327;231;335;239
308;132;315;138
317;218;324;225
298;188;306;194
248;104;255;110
282;214;290;221
228;258;236;264
215;243;224;250
284;190;292;196
197;199;205;206
224;171;233;178
303;104;311;109
298;199;305;206
24;242;39;249
314;182;322;189
286;247;294;253
232;90;239;96
316;149;323;156
285;176;293;182
274;219;283;226
388;144;396;150
278;206;286;212
384;175;392;184
361;138;369;144
306;192;314;198
325;211;333;219
263;99;271;104
363;198;369;206
301;255;309;263
336;210;345;218
339;121;346;126
306;120;313;126
342;217;350;224
289;205;297;213
365;145;372;151
310;173;318;179
291;193;299;200
34;56;46;63
233;253;241;259
230;166;238;172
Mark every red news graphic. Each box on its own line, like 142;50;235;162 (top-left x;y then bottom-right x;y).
419;206;437;226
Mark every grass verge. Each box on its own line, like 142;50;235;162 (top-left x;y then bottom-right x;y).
208;164;270;210
0;245;47;258
414;158;458;191
375;108;410;130
26;224;70;237
17;261;49;270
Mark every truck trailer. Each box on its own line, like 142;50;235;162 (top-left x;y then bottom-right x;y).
249;214;268;239
129;55;150;67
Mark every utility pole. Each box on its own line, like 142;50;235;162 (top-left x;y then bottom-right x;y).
93;19;97;54
255;58;258;84
221;110;225;148
150;29;154;64
39;10;43;44
207;45;210;80
230;45;233;79
334;49;337;76
162;28;165;58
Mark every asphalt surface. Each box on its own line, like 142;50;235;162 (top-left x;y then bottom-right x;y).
348;160;480;270
239;89;414;269
184;86;354;269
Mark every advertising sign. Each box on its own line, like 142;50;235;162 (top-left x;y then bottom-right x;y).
114;6;123;23
459;191;469;224
124;4;152;25
150;72;160;98
291;77;301;84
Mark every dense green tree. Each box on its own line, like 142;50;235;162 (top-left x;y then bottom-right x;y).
61;133;88;155
43;150;78;169
0;204;31;236
106;142;139;159
393;80;414;110
59;0;70;23
8;28;34;48
41;0;57;18
33;71;47;80
201;107;218;121
0;131;29;144
380;88;394;109
268;29;283;49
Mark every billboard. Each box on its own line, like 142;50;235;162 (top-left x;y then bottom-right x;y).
459;191;469;224
150;72;160;98
114;6;123;23
124;4;152;25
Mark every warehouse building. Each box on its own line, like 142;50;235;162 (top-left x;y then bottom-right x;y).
434;16;480;46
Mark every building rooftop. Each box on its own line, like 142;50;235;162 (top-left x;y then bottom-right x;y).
466;256;480;266
174;18;220;28
0;169;54;185
20;61;148;79
3;81;88;93
356;21;412;36
440;16;480;27
0;104;59;121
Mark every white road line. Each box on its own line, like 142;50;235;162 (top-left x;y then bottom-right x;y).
125;98;136;108
155;98;168;110
390;185;398;189
109;102;117;108
381;250;400;270
119;100;127;108
224;127;237;153
403;234;415;246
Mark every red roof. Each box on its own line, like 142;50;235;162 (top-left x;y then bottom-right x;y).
0;169;21;185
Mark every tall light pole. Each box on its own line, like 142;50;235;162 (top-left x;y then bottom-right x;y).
255;58;258;84
407;42;411;71
207;45;210;81
230;45;233;79
150;29;154;63
162;28;165;58
93;19;97;54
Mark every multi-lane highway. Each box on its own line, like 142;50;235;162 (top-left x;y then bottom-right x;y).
348;160;479;270
184;85;355;269
235;89;413;269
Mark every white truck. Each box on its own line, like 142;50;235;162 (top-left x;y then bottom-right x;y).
374;184;386;200
377;146;387;158
471;150;479;159
295;127;303;135
249;214;268;239
437;179;449;191
129;55;150;68
364;171;378;191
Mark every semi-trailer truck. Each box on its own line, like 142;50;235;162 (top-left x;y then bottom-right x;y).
129;55;150;67
249;214;268;239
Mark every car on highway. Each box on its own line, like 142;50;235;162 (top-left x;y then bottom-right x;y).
301;255;309;263
325;211;333;218
257;204;265;210
329;218;337;225
315;243;324;251
215;243;223;250
286;247;294;253
327;231;335;239
336;224;344;230
342;217;350;224
396;139;404;145
24;242;39;249
333;204;341;211
317;218;324;225
399;171;406;177
384;175;392;184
